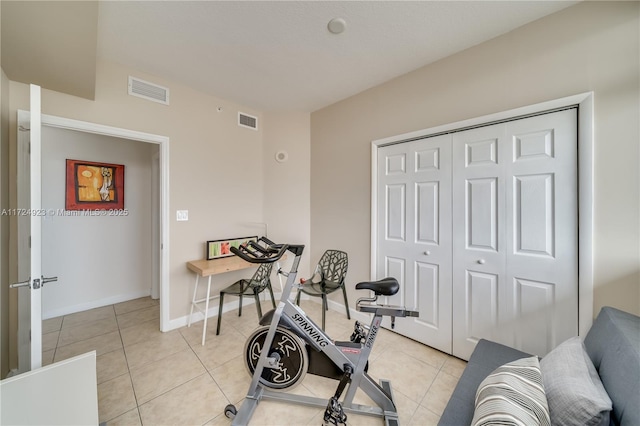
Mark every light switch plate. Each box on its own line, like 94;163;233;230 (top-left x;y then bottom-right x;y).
176;210;188;221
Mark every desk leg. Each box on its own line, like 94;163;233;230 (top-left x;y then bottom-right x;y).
188;274;200;328
202;276;212;346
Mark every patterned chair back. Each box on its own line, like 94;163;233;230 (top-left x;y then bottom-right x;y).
317;250;348;290
248;262;274;292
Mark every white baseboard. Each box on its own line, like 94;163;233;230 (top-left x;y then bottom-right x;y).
165;291;370;332
325;297;371;324
43;289;151;320
288;292;371;323
165;291;280;331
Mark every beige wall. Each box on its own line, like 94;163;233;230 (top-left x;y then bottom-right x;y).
262;112;312;277
311;2;640;317
6;59;311;339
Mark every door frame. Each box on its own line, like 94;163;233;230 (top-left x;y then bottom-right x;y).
371;92;594;336
17;111;171;332
151;151;160;300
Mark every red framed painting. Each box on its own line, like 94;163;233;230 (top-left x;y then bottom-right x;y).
65;159;124;210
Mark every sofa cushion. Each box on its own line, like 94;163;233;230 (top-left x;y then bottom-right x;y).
540;336;612;426
584;307;640;426
471;356;550;426
439;339;532;426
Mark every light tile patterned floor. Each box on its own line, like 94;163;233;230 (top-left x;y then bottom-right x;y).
42;297;466;425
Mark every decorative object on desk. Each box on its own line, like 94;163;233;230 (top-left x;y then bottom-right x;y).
65;159;124;210
207;236;257;260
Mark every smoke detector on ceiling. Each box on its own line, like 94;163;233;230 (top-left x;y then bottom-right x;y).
275;151;289;163
327;18;346;34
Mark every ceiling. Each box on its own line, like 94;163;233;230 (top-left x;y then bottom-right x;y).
3;1;579;112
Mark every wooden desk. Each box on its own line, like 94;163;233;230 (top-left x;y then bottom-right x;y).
186;254;285;345
186;255;256;277
186;256;258;345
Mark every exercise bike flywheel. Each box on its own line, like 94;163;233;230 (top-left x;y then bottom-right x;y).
244;326;309;390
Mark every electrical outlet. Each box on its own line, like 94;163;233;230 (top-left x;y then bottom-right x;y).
176;210;189;221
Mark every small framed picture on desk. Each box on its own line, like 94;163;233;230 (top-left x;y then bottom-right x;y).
206;236;257;260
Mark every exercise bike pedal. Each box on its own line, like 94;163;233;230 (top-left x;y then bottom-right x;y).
323;396;347;426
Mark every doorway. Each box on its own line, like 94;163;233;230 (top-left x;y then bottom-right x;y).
39;126;159;317
16;112;169;371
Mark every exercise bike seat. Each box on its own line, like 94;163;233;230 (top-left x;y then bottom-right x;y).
355;277;399;296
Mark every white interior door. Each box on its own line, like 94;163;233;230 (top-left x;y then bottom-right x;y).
0;351;98;425
376;135;453;353
13;85;43;372
452;109;578;359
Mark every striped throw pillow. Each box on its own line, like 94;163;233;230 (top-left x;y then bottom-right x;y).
472;356;550;426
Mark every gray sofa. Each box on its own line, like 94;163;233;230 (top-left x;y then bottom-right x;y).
439;306;640;426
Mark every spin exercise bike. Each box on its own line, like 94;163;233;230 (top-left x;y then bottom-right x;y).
224;238;419;426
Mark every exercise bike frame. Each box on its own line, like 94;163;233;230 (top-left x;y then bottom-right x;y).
230;240;412;426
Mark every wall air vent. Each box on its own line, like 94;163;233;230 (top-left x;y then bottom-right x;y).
238;112;258;130
128;76;169;105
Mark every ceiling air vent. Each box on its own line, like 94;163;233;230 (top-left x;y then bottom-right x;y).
128;76;169;105
238;112;258;130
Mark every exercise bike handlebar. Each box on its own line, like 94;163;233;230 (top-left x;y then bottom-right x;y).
229;237;289;264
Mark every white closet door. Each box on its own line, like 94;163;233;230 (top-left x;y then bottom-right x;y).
452;123;507;359
376;135;453;353
505;109;578;356
452;109;578;359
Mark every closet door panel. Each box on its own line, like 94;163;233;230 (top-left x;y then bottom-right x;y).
377;135;453;353
465;177;498;251
452;124;507;359
505;109;578;356
465;270;500;342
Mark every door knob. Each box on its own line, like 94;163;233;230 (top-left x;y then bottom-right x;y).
477;259;486;265
42;276;58;286
423;251;431;256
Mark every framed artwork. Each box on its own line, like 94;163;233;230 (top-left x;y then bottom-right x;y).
207;236;258;260
65;159;125;210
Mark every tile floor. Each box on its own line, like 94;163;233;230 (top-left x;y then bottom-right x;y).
42;297;466;425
